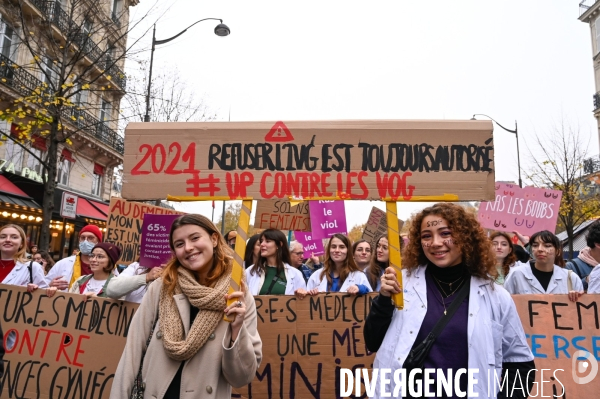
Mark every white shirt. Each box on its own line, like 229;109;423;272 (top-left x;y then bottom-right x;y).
44;255;77;290
372;265;533;399
583;265;600;294
82;277;106;294
1;260;47;287
105;262;149;303
306;269;372;293
246;263;307;295
504;263;583;294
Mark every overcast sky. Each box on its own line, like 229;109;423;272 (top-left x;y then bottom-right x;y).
125;0;597;229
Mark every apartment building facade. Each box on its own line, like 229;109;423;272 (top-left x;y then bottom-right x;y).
0;0;137;258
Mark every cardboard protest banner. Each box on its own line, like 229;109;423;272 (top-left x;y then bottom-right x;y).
478;183;563;235
294;231;325;256
4;283;595;399
0;284;138;399
121;120;495;201
254;199;311;231
105;197;183;265
309;200;347;239
362;206;404;248
139;214;181;267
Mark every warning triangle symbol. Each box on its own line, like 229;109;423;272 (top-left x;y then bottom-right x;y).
265;121;294;142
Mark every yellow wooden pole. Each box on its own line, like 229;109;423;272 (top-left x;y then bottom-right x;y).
386;200;404;309
224;199;252;322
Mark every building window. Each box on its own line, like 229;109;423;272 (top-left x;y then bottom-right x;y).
4;140;23;172
57;148;74;186
99;99;112;126
0;18;16;59
42;57;60;87
26;147;47;175
91;163;104;196
111;0;123;22
596;16;600;54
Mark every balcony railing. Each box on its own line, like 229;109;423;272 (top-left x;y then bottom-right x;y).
31;1;126;90
0;54;124;155
594;92;600;110
580;0;599;17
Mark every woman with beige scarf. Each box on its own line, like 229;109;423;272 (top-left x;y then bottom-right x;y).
111;214;262;399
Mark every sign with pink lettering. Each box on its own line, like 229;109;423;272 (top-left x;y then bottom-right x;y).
478;183;562;235
294;231;325;256
309;200;348;239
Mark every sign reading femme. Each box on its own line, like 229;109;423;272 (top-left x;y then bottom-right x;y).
122;120;495;201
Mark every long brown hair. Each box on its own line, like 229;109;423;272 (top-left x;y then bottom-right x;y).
36;250;55;274
367;235;388;290
163;214;232;295
319;234;359;290
0;224;28;262
249;229;291;277
490;231;517;279
403;203;496;280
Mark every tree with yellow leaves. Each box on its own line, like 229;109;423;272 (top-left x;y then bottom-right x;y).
526;120;600;259
0;1;153;250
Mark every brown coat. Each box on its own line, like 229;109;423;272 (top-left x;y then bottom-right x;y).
111;278;262;398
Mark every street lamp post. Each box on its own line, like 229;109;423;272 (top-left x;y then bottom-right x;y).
143;18;230;122
471;114;522;188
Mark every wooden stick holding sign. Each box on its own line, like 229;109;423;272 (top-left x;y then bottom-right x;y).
386;201;404;309
225;199;252;322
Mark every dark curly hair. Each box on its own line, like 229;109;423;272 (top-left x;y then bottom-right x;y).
586;220;600;248
403;203;496;280
490;231;517;279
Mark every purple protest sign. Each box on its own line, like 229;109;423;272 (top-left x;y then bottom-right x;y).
478;183;562;235
309;200;347;239
294;231;325;256
140;214;181;267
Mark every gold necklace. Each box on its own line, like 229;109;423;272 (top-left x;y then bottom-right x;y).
432;273;464;291
433;278;466;315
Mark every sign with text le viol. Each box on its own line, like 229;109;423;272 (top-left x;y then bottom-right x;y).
294;231;325;256
478;183;562;235
121;120;495;201
309;200;347;239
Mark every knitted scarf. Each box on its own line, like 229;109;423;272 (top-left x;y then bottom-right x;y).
578;247;600;267
159;267;230;361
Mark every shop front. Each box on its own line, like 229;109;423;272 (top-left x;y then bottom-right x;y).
0;174;43;251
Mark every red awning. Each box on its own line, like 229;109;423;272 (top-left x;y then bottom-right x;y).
0;175;31;198
76;198;107;221
61;148;75;163
32;135;47;151
88;199;109;216
93;163;104;175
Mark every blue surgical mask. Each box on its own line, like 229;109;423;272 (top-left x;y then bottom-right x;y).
79;240;95;255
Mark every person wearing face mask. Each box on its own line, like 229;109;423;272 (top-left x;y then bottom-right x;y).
69;242;121;298
364;203;534;399
45;225;103;291
504;230;583;301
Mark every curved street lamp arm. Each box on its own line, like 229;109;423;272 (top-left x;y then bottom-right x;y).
472;114;516;134
154;18;224;45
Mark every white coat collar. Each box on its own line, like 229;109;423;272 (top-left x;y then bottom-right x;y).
520;263;563;293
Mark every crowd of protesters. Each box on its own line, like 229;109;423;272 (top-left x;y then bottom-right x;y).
2;204;600;398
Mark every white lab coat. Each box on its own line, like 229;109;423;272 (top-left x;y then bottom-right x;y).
504;263;583;294
372;265;533;399
105;262;148;303
2;260;47;287
246;263;307;295
588;266;600;294
44;255;77;290
307;269;372;293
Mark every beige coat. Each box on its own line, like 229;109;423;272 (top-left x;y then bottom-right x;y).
111;278;262;398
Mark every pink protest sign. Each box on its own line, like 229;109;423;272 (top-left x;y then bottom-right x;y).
309;200;348;239
294;231;325;256
140;214;181;267
478;183;562;235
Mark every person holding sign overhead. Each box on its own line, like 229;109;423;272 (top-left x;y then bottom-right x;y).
246;229;307;295
112;214;261;399
364;203;534;398
301;234;371;296
105;259;163;303
504;230;583;301
0;224;46;287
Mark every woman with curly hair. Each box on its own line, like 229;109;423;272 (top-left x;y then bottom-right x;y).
112;214;262;398
301;234;371;296
504;230;583;301
363;203;534;399
490;231;517;285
